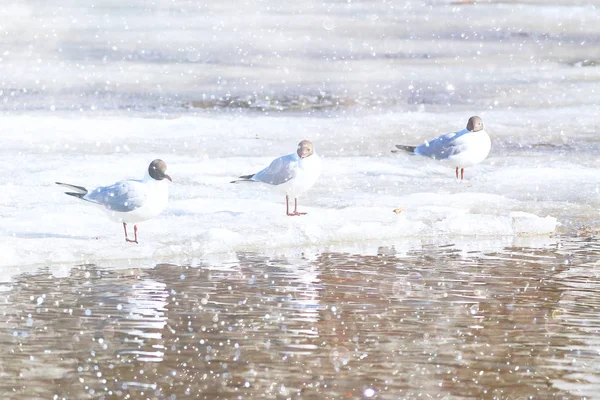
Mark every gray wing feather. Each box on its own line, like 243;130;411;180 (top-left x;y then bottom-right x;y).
84;180;146;212
414;130;470;160
252;153;297;185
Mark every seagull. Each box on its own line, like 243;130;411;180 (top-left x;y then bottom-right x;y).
56;159;172;243
393;116;491;180
232;140;322;216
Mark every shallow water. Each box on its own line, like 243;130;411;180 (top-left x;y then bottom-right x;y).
2;0;600;114
1;236;600;399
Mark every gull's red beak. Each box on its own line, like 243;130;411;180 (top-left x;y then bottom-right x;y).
166;174;172;182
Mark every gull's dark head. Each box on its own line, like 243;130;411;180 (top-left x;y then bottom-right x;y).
148;159;172;182
296;140;315;159
466;116;484;132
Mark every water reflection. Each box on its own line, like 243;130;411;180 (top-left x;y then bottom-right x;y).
0;236;599;398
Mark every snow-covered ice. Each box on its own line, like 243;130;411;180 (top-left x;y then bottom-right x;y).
1;111;595;269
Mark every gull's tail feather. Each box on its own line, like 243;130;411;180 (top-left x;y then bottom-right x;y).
56;182;88;199
230;174;255;184
392;145;417;154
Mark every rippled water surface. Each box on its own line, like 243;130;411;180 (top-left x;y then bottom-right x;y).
2;236;600;399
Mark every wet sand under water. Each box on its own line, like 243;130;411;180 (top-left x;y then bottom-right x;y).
1;235;600;399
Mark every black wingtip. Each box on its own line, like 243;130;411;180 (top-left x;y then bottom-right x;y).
65;192;86;199
56;182;88;193
230;174;255;183
394;145;417;153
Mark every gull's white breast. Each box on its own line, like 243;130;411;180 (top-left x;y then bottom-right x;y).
277;153;322;197
444;130;492;168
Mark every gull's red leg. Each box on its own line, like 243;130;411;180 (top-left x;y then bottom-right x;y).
293;198;307;216
286;196;307;216
455;167;459;179
124;222;137;243
286;195;292;216
461;168;465;180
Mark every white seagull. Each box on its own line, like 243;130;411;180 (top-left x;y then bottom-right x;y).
393;116;491;180
232;140;322;216
56;159;172;243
